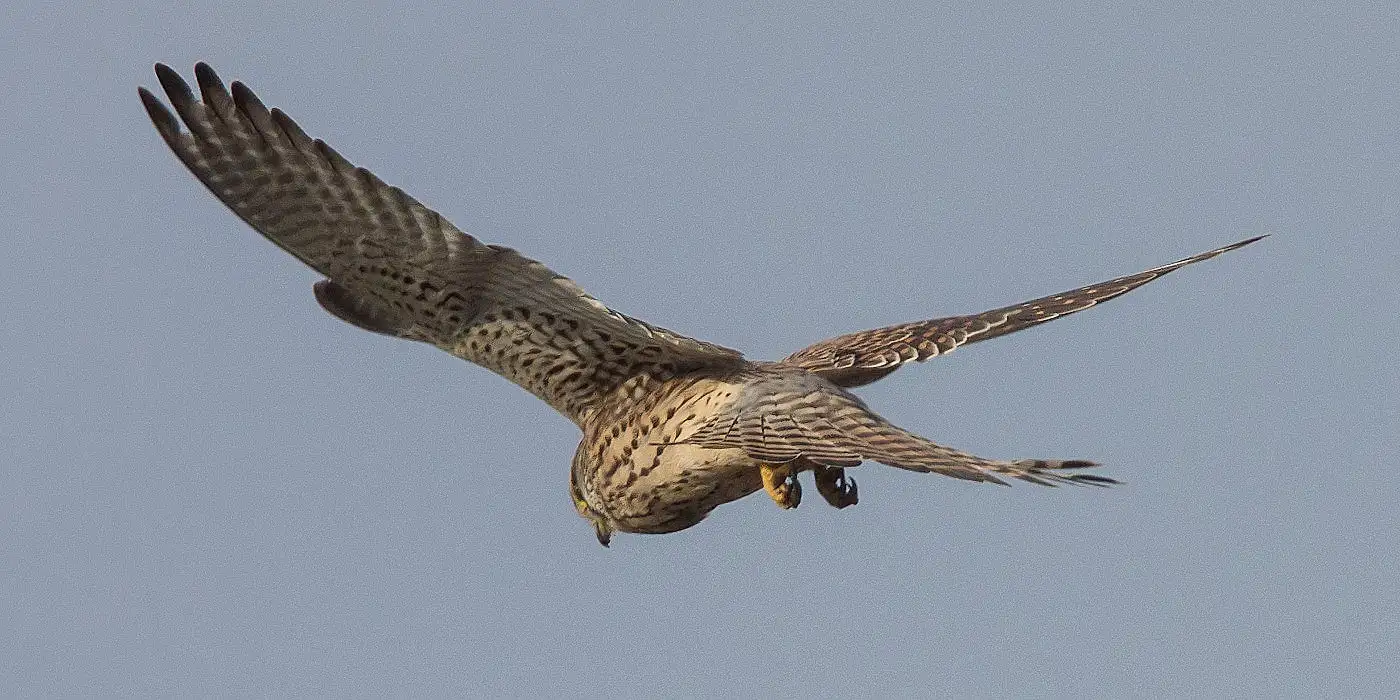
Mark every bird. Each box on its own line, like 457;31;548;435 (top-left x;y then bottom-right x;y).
140;63;1263;547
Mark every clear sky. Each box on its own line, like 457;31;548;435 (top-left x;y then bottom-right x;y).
3;3;1396;697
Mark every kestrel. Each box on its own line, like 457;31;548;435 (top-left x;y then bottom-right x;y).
141;63;1262;546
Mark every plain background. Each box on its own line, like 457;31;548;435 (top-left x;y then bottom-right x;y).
3;3;1396;697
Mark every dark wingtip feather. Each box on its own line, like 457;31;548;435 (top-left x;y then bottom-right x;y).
1211;234;1268;257
193;62;231;112
152;63;215;137
1055;460;1100;470
229;79;281;138
137;87;180;137
1180;234;1269;268
193;62;221;88
154;62;194;105
229;81;263;114
269;107;314;149
1069;474;1120;487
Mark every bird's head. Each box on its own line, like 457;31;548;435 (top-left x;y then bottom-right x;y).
570;470;613;547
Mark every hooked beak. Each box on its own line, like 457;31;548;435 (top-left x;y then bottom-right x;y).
594;521;613;548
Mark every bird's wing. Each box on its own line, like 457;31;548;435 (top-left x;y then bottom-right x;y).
673;370;1114;486
779;236;1265;387
140;63;742;424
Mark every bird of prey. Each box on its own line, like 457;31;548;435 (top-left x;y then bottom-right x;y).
140;63;1262;546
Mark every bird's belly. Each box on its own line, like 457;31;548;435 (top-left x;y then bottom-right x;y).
599;442;762;534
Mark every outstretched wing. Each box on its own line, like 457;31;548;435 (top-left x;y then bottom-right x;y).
675;370;1115;486
779;236;1264;387
140;63;742;423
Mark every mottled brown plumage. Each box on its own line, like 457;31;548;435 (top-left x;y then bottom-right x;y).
780;235;1264;388
142;64;1261;546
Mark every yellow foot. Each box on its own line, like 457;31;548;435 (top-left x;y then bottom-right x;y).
760;463;802;509
814;466;858;509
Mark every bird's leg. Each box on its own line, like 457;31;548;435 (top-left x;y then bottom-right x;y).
760;462;802;509
813;466;858;509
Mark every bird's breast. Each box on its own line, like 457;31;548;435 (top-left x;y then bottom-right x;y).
579;373;761;534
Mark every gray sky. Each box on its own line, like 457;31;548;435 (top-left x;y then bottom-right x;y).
3;3;1396;697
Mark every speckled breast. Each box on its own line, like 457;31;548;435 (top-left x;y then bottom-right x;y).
575;372;763;534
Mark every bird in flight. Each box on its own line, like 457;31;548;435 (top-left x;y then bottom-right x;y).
140;63;1263;546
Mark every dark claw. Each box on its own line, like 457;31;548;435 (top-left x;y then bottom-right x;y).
815;466;859;509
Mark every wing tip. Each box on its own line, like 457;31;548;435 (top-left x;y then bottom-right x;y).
137;85;180;137
229;80;266;117
1068;474;1120;487
193;61;221;89
269;107;313;148
1003;458;1119;487
1189;234;1269;264
1223;233;1269;252
153;62;194;105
